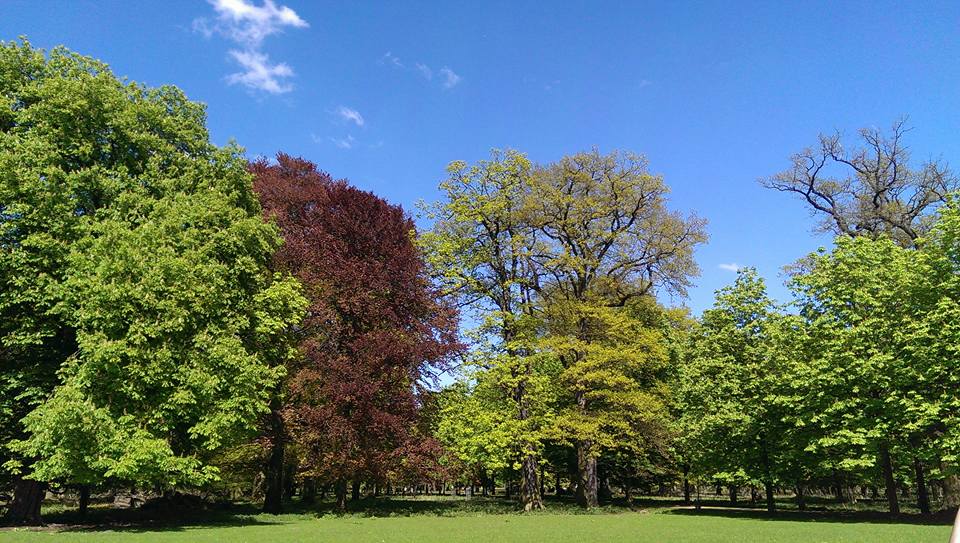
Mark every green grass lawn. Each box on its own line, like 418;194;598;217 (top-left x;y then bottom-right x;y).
0;497;951;542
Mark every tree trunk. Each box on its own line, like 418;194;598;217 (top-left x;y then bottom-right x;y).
520;454;544;510
682;464;691;505
764;482;775;513
575;440;598;508
913;456;930;516
760;435;775;513
283;461;296;501
539;464;545;498
262;404;285;514
351;480;360;501
302;478;317;504
554;467;562;496
795;484;806;511
335;479;348;511
5;478;44;525
78;485;90;518
879;443;900;515
942;462;960;511
729;485;738;504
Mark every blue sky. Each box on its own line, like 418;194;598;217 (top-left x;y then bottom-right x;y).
4;0;959;314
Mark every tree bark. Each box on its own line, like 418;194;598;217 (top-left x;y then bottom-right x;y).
729;486;738;504
5;478;44;525
942;463;960;511
335;479;348;511
575;440;598;508
795;484;806;511
78;485;90;518
262;404;285;514
879;443;900;515
520;454;544;510
760;436;775;513
302;478;317;504
913;456;930;516
682;464;691;505
351;480;360;501
764;482;775;513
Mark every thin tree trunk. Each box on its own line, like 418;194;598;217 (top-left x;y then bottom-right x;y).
795;484;806;511
539;463;545;498
5;478;44;525
682;464;691;505
262;403;285;514
729;485;738;504
78;485;90;518
914;456;930;516
879;443;900;515
760;435;775;513
335;479;348;511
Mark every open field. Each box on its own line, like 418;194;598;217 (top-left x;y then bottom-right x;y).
0;497;951;543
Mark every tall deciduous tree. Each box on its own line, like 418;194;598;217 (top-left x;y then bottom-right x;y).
0;40;305;524
529;149;707;507
677;269;786;513
252;154;460;511
419;150;549;510
761;118;957;247
790;236;928;515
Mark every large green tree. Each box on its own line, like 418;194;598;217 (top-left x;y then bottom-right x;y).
528;149;707;507
789;236;929;514
0;40;305;524
420;150;550;509
676;269;790;512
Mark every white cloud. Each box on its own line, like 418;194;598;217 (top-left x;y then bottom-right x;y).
415;63;433;80
226;50;294;94
718;263;741;272
336;106;365;127
194;0;308;94
329;135;356;149
439;67;461;89
381;51;404;68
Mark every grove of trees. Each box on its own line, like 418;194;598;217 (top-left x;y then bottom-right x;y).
3;39;960;525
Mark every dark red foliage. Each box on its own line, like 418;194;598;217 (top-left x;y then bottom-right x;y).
251;154;460;486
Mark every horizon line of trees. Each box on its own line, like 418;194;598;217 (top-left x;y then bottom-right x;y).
3;38;960;526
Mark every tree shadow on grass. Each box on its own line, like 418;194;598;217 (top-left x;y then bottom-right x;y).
664;505;954;526
304;496;523;518
27;502;285;534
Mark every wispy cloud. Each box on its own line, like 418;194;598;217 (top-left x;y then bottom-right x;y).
329;135;356;149
380;53;462;90
336;106;365;127
380;51;404;68
194;0;308;94
718;263;741;272
439;67;461;89
415;63;433;80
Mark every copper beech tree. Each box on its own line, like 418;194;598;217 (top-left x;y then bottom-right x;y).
251;155;460;512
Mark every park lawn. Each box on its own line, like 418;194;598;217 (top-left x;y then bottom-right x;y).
0;509;949;543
